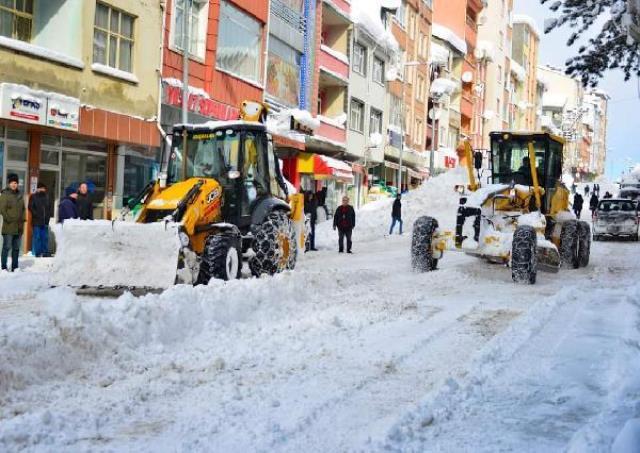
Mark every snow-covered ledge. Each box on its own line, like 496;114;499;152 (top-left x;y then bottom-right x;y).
320;44;349;64
0;36;84;69
91;63;139;84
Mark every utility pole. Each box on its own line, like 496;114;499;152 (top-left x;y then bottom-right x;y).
181;0;192;125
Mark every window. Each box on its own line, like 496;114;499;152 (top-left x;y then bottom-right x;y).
350;98;365;133
373;57;384;84
216;0;262;84
394;0;406;27
416;75;425;101
497;64;502;83
390;95;402;127
266;37;301;107
414;119;423;145
353;42;366;75
496;98;501;118
499;30;504;50
408;11;415;39
0;0;32;41
369;108;382;135
172;0;209;59
93;3;135;72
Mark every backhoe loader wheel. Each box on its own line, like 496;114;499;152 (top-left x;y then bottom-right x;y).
197;233;241;284
577;221;591;267
560;220;580;269
511;225;537;284
411;216;439;272
249;211;297;277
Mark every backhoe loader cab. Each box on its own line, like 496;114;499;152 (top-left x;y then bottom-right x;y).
411;132;591;285
51;101;299;292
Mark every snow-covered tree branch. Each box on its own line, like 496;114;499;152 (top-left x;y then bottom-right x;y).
541;0;640;86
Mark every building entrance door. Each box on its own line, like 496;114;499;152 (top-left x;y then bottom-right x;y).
38;169;60;223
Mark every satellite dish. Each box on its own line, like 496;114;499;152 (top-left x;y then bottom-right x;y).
461;71;473;83
429;109;441;121
477;14;487;26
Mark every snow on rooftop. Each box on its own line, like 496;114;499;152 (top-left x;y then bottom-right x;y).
432;23;467;55
351;0;399;54
512;14;541;38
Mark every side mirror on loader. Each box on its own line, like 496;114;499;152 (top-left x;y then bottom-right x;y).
474;151;483;170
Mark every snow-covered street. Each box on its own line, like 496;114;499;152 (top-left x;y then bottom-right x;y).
1;176;639;452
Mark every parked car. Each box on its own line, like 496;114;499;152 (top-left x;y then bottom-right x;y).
593;198;640;241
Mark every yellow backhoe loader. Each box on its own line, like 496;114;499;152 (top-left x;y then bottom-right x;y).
411;132;590;284
51;101;302;292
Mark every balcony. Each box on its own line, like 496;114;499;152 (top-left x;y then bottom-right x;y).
317;116;347;144
323;0;351;17
319;45;350;82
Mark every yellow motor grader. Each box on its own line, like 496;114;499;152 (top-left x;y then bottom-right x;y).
51;101;303;291
411;132;590;284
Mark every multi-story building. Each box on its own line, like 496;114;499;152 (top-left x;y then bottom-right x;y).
582;90;609;177
510;14;540;131
430;0;467;171
538;65;585;176
477;0;513;148
0;0;163;249
462;0;484;151
386;0;432;187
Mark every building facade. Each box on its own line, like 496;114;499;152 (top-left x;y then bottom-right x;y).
510;15;540;132
0;0;163;250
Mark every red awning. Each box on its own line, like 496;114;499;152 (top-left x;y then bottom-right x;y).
314;154;353;182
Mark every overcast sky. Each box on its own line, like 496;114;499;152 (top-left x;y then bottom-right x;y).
515;1;638;179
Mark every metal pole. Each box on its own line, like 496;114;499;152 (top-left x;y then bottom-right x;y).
398;65;405;193
181;0;191;125
430;102;436;177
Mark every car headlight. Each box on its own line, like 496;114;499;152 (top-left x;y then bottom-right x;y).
179;231;190;247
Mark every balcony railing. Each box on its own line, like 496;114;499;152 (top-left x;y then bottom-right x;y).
319;45;349;82
317;116;347;144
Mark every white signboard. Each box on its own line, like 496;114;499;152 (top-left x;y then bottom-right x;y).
0;83;46;125
46;95;80;131
0;83;80;131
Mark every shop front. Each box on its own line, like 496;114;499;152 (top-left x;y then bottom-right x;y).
296;152;353;218
0;82;159;252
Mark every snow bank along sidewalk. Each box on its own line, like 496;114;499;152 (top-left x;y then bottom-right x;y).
315;167;468;248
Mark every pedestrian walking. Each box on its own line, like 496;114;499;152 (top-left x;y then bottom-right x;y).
304;191;318;251
573;193;584;219
389;194;403;235
571;183;577;194
589;193;599;218
28;182;51;257
584;185;590;196
58;187;79;224
0;174;25;272
594;183;600;197
76;182;94;220
333;196;355;253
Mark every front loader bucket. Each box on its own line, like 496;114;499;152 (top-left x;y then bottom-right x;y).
50;219;182;290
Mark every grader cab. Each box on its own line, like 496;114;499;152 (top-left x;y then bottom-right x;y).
411;132;591;284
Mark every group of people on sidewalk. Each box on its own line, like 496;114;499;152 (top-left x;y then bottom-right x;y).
0;174;93;272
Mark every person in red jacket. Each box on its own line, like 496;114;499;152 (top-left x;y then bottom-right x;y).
333;196;356;253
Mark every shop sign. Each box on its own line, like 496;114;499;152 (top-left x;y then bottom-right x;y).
444;156;457;168
161;81;239;121
46;96;80;131
0;83;46;125
0;83;80;131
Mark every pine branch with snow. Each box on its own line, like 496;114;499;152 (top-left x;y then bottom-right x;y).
541;0;640;87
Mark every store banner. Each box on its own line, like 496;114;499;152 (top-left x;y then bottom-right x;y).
266;52;300;108
46;95;80;131
0;83;79;131
0;83;46;125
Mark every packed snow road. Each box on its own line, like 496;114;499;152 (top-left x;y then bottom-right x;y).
1;234;638;451
0;170;639;452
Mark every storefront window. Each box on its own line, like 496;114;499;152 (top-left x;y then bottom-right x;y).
61;152;107;219
266;36;301;107
120;145;160;206
40;148;60;166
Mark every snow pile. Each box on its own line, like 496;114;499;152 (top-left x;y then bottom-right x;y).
267;108;319;141
351;0;399;54
50;220;182;289
432;23;467;55
315;168;468;248
512;14;541;38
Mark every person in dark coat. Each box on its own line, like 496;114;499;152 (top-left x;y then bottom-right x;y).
389;194;403;235
304;191;318;251
589;193;599;218
58;187;79;224
0;174;25;271
76;182;94;220
604;191;612;199
28;182;51;257
584;185;590;196
333;196;356;253
573;193;584;219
